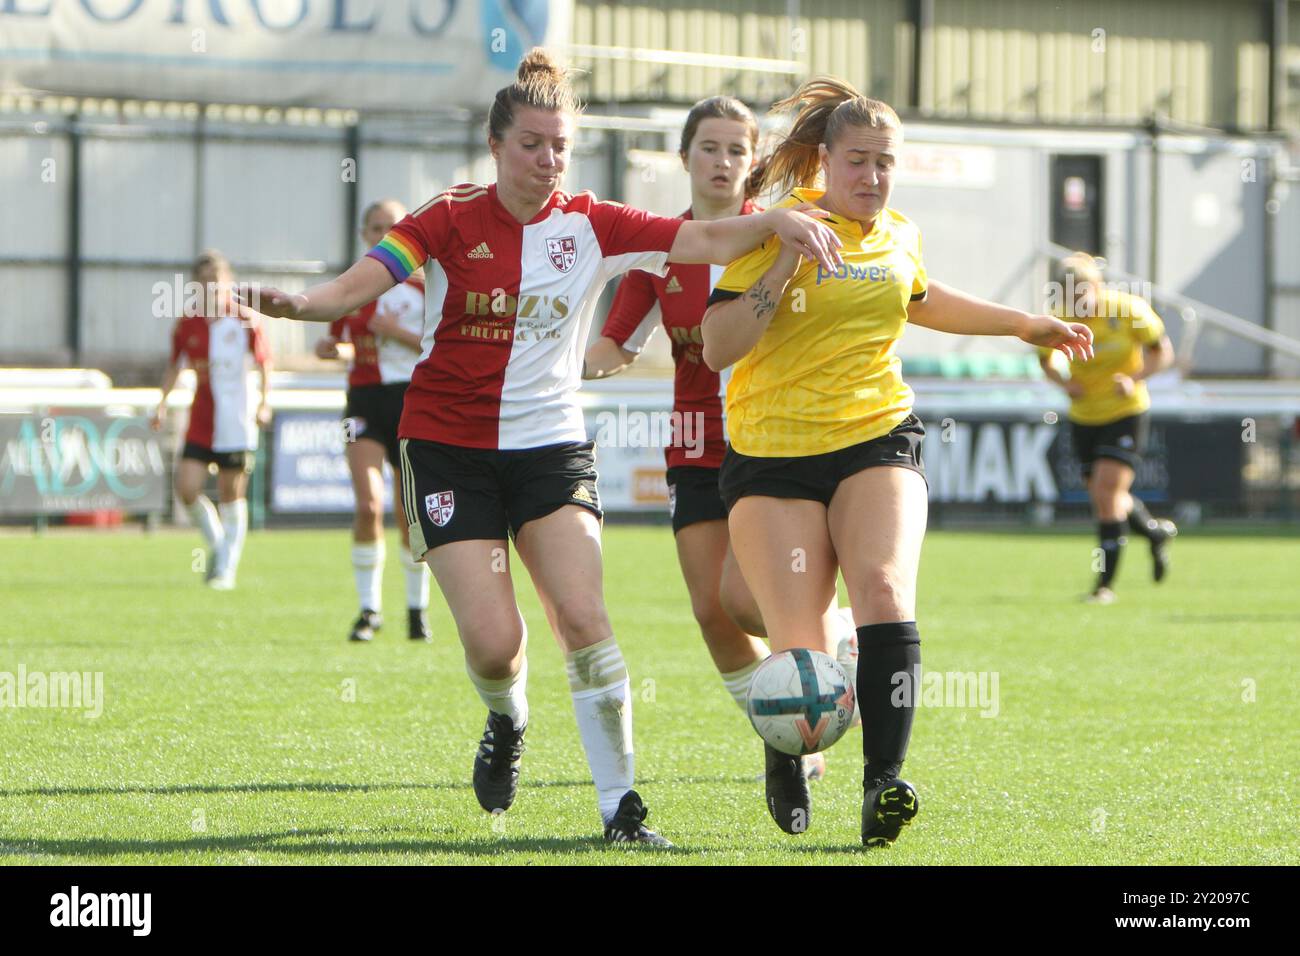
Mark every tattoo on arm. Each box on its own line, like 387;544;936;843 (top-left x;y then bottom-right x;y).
745;279;779;323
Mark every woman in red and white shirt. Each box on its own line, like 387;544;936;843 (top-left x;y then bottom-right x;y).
245;49;842;846
152;250;271;591
316;199;432;643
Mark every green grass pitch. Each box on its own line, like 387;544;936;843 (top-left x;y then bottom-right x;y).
1;526;1296;865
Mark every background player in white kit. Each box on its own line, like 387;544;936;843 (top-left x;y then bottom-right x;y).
316;199;433;642
152;250;272;590
242;49;842;845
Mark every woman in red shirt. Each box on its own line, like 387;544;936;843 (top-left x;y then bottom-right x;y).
316;199;432;643
243;50;842;846
152;250;271;591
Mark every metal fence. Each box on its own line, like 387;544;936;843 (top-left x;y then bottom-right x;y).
4;105;1300;379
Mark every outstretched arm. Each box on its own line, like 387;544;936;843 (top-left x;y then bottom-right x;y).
909;280;1094;361
669;205;842;273
237;256;396;324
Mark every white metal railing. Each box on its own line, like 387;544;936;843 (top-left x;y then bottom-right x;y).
563;44;804;76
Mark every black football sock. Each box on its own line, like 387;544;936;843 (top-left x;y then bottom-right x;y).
1097;521;1126;589
1126;497;1160;541
857;621;921;784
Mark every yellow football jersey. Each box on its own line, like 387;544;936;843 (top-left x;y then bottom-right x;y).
1043;288;1166;425
713;188;927;457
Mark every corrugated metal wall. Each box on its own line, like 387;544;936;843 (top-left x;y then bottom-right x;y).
1289;3;1300;130
572;0;1289;132
926;0;1270;128
571;0;909;106
0;113;612;370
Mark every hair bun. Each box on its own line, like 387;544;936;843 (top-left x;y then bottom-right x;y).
517;47;565;83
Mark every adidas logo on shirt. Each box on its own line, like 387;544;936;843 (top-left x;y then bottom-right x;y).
467;242;494;259
665;275;683;294
572;485;594;504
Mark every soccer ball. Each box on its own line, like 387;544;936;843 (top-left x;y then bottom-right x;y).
747;649;856;756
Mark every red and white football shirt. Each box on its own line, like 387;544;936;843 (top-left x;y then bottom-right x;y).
328;277;426;388
170;314;270;452
367;183;683;449
601;202;759;469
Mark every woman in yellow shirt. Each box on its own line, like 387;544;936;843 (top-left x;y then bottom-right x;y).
701;77;1093;847
1039;253;1177;604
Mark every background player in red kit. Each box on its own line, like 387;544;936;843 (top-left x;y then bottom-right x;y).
242;49;842;845
584;97;856;775
317;199;433;642
152;250;272;590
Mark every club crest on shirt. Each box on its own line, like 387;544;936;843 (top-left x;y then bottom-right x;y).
546;236;577;273
426;491;454;527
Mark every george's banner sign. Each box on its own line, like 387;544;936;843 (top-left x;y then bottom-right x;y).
0;0;565;113
0;412;166;514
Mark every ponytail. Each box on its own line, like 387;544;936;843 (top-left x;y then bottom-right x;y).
758;77;902;197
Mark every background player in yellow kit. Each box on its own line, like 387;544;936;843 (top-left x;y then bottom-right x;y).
1039;253;1178;604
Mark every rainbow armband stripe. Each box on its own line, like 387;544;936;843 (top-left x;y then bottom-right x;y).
367;232;424;281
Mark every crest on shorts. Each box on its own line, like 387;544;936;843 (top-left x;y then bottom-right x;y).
343;416;367;443
546;236;577;273
425;491;454;527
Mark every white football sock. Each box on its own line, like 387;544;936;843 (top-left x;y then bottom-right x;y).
217;499;247;576
721;653;770;712
834;605;858;668
467;655;529;731
398;547;430;610
834;605;862;727
351;540;385;613
187;496;224;554
566;637;634;824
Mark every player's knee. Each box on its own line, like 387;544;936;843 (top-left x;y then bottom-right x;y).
852;566;914;620
551;594;612;646
459;618;525;678
464;647;518;681
355;499;382;528
719;587;764;636
691;597;737;643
